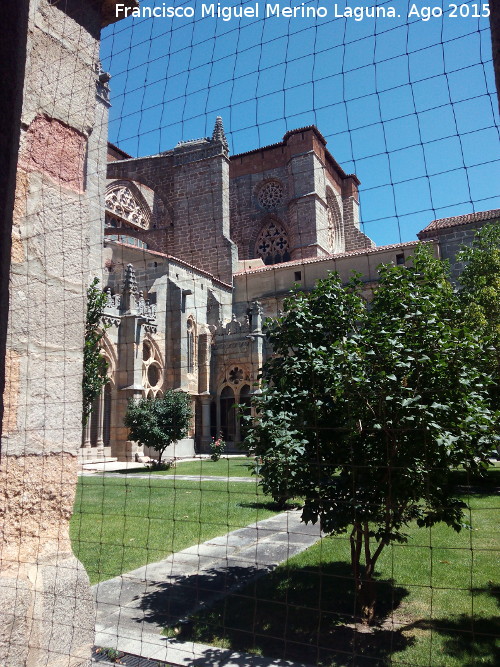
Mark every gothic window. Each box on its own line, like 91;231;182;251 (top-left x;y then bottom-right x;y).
326;190;344;254
220;386;236;441
256;220;291;265
257;181;284;210
142;340;163;396
187;318;195;373
105;183;151;229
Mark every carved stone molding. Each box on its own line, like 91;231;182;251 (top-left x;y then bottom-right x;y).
105;184;150;229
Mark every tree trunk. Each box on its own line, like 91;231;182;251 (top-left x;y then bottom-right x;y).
350;522;383;625
359;576;376;625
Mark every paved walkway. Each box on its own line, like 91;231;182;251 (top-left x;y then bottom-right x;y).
94;510;322;666
82;472;257;483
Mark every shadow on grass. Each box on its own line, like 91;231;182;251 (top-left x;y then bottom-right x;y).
450;466;500;496
405;612;500;667
418;581;499;666
137;564;270;629
139;559;412;666
238;499;302;512
134;552;499;666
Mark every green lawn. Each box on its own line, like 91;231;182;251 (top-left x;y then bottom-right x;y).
173;478;499;666
119;456;255;478
70;476;270;584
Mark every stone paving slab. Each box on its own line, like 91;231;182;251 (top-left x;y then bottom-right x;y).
93;630;314;667
94;510;322;666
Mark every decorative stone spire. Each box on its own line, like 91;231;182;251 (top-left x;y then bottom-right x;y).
212;116;229;153
122;263;138;313
95;60;111;104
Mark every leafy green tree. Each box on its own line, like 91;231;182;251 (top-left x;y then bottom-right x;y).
124;390;192;462
245;245;497;623
458;222;500;332
83;278;109;425
458;222;500;409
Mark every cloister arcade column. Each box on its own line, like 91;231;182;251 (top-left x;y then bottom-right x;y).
198;325;212;449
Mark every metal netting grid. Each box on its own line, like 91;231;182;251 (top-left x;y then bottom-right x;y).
82;2;498;666
1;1;498;666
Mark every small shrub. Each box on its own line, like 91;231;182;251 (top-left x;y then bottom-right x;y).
96;647;123;663
146;458;176;471
209;435;226;462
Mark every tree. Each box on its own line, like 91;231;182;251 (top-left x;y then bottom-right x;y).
458;222;500;410
245;245;497;623
83;278;109;425
124;390;192;462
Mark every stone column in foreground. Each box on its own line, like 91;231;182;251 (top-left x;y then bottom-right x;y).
0;1;136;665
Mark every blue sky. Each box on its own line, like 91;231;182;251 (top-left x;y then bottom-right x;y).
101;0;499;245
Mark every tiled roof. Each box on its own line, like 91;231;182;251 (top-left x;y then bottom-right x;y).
231;126;324;159
234;240;428;276
230;125;359;183
105;240;233;289
419;209;500;235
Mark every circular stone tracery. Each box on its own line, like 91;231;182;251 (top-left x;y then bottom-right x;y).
256;221;290;265
257;181;284;210
142;340;163;395
147;363;160;387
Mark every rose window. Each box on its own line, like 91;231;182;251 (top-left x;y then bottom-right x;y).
256;221;291;265
257;181;284;210
228;367;244;385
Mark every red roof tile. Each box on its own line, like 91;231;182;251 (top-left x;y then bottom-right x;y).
234;240;429;276
418;209;500;235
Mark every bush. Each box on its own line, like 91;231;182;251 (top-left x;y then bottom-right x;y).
146;458;176;471
209;435;226;462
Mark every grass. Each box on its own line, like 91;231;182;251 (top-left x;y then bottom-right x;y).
172;470;500;666
70;475;273;585
119;456;256;478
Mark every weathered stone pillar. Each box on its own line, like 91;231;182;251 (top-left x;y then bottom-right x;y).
200;393;212;440
0;2;136;665
83;418;92;449
96;388;105;451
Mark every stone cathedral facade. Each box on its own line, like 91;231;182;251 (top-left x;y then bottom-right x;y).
81;114;500;462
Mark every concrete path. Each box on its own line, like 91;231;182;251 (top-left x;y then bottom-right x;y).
82;472;257;483
81;455;246;474
94;509;322;666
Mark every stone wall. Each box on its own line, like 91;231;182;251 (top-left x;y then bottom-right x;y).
418;212;500;283
229;127;374;263
107;135;239;285
0;1;133;664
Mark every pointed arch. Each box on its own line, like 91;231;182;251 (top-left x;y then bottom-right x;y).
105;180;152;230
100;334;117;377
186;316;196;374
326;187;344;254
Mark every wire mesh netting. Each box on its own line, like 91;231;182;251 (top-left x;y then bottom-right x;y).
1;1;499;666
